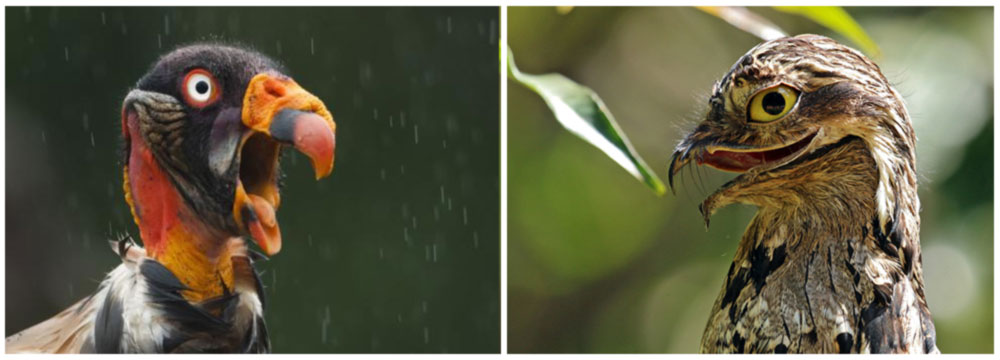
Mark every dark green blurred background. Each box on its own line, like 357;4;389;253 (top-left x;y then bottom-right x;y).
6;7;499;353
509;7;992;353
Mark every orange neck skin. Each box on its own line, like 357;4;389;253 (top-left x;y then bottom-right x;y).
123;112;234;303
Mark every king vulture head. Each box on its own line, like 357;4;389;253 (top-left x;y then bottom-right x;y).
120;44;336;281
5;43;337;354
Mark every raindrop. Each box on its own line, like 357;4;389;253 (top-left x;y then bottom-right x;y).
423;327;430;344
489;20;497;45
473;231;479;249
446;116;459;134
310;37;315;55
41;130;46;143
397;314;403;323
64;46;69;62
432;244;438;263
121;22;128;35
400;112;406;127
307;234;313;247
423;70;434;85
440;186;445;204
163;14;170;36
414;125;419;144
412;216;418;229
378;247;384;259
462;206;468;225
276;40;282;55
447;198;452;211
442;140;447;149
403;227;410;245
157;34;162;49
422;301;428;313
471;129;483;144
90;132;95;147
100;12;106;26
321;306;331;344
373;108;378;119
380;168;386;180
433;206;440;221
446;17;452;34
359;62;372;84
226;14;240;34
82;113;90;130
24;7;30;22
68;193;79;209
400;165;405;174
389;115;394;128
424;245;430;261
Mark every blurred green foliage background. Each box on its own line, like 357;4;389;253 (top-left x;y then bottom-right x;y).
509;7;992;353
6;7;499;353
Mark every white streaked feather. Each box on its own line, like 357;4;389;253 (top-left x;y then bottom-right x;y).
6;240;266;353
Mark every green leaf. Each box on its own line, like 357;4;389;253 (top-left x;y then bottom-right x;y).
774;6;881;59
697;6;880;59
507;47;666;195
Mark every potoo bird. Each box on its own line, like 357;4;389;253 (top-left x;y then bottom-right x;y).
6;44;337;353
668;35;937;354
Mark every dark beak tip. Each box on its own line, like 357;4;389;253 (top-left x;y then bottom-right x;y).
667;151;684;195
270;109;336;179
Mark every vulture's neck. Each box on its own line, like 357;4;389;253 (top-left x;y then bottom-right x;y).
124;125;235;303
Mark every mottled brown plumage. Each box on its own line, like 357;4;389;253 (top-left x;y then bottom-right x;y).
669;35;937;354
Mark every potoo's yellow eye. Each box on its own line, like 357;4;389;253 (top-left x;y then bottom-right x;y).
748;85;799;123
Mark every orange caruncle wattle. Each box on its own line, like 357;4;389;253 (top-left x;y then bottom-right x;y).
241;73;337;178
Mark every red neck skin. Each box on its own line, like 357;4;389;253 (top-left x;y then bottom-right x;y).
122;111;235;302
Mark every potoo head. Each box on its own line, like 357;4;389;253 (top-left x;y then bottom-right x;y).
669;34;917;230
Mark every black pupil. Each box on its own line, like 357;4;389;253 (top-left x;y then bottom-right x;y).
762;92;785;115
195;81;209;94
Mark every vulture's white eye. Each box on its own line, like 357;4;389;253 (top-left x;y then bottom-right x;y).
182;69;219;107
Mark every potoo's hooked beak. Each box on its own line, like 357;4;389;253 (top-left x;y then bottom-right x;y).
667;149;692;194
234;73;337;256
668;128;819;195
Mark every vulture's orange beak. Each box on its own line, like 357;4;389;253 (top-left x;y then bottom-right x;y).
234;73;336;256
